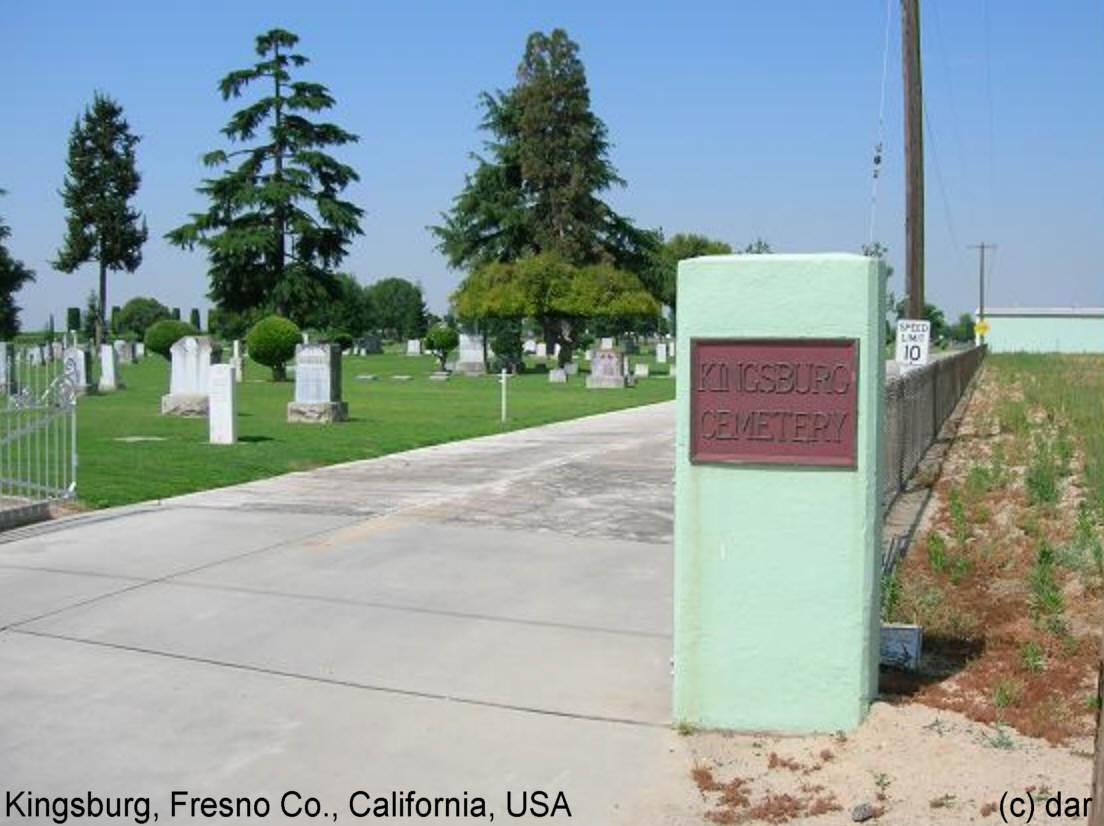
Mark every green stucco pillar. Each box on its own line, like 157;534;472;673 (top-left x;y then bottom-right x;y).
673;253;884;732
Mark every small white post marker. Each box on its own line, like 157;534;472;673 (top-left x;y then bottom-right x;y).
499;368;509;422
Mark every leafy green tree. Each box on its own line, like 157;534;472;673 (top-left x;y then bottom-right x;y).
53;93;147;347
894;297;949;343
305;272;376;338
0;195;35;338
424;325;459;372
81;291;98;341
117;296;171;338
950;312;976;343
367;277;427;339
742;238;773;254
433;28;656;354
167;28;363;326
641;232;732;330
452;252;658;366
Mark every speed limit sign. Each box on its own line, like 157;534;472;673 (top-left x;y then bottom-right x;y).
895;319;930;367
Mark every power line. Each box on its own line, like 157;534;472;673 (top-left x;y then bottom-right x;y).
922;96;961;253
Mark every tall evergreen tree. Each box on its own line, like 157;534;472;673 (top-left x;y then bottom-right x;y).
433;29;656;355
0;192;35;339
54;93;147;347
167;28;363;326
433;29;655;274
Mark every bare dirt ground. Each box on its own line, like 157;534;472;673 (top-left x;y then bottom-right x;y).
679;359;1099;824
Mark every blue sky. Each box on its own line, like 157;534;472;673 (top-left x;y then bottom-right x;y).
3;0;1103;330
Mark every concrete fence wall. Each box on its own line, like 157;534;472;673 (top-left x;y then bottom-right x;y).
883;345;986;509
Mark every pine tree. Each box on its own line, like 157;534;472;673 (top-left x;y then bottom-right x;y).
167;28;363;326
54;93;147;347
0;193;35;339
433;29;655;274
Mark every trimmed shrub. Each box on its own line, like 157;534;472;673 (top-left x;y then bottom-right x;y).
246;315;301;380
145;319;198;359
330;331;353;352
171;307;181;320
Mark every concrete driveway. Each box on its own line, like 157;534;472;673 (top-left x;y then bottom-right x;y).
0;402;698;823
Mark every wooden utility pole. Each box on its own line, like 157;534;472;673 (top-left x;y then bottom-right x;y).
968;243;995;342
901;0;925;320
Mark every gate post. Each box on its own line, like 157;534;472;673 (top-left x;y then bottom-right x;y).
674;254;885;732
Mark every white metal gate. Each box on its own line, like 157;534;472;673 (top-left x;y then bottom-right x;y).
0;342;77;506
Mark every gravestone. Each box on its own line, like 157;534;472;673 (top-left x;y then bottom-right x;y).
633;363;650;379
28;347;42;367
535;342;547;359
62;346;92;395
0;343;11;393
454;333;486;376
51;341;64;361
134;342;146;359
113;339;133;365
599;337;614;350
548;368;568;383
405;339;422;356
287;343;347;423
230;340;243;383
584;349;594;361
359;334;382;354
161;336;212;416
673;253;884;733
98;344;122;392
208;364;236;445
523;339;537;354
564;362;579;376
656;342;668;364
586;349;626;389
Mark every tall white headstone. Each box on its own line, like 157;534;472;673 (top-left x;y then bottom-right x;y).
98;344;122;392
161;336;212;415
0;343;10;393
134;341;146;359
230;339;243;383
535;342;547;359
656;342;668;364
62;346;92;395
405;339;422;356
208;364;236;445
287;343;347;423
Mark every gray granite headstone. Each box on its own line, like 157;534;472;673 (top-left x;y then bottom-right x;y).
454;333;486;376
585;348;627;389
287;343;347;423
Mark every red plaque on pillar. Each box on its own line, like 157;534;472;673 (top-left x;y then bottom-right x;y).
690;338;859;467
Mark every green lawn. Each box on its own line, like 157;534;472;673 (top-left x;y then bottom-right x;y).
75;351;675;508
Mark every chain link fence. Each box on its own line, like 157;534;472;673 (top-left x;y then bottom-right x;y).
883;345;986;511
